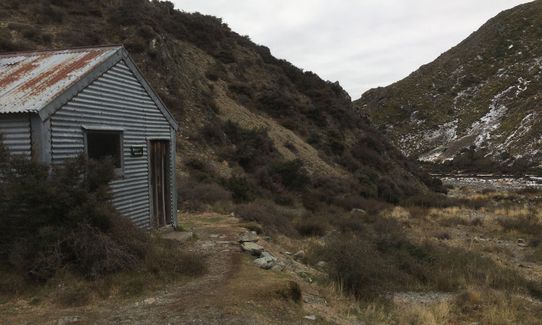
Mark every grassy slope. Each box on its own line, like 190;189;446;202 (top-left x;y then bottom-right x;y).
355;0;542;166
0;0;433;212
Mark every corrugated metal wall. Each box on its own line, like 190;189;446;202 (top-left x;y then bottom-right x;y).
0;114;32;157
50;60;174;228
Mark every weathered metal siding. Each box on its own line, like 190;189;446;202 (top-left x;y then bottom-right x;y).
50;60;174;228
0;114;32;157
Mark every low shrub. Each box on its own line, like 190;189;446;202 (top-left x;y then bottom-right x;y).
400;193;454;208
434;232;451;240
332;214;366;233
295;218;326;237
199;122;227;146
350;140;387;172
301;176;364;211
184;158;215;181
55;29;103;47
312;235;391;299
241;221;263;234
377;176;404;203
275;280;302;303
54;281;91;307
222;121;276;171
178;177;232;211
0;144;205;286
234;200;297;236
401;193;488;210
144;238;206;277
311;212;534;301
225;176;256;203
257;90;297;118
34;2;65;24
439;216;484;228
269;159;310;191
258;159;310;193
439;216;466;227
498;216;542;235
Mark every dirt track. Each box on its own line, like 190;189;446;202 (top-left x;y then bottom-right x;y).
1;214;353;325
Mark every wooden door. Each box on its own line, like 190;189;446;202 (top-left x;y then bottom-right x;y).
150;140;170;228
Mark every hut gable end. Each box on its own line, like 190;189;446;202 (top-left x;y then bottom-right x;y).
49;60;175;228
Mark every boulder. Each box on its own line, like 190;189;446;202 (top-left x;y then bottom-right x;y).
350;208;367;216
239;231;259;243
316;261;327;269
56;316;81;325
304;315;317;321
254;252;277;270
271;262;286;272
293;250;305;260
261;251;275;259
241;242;264;255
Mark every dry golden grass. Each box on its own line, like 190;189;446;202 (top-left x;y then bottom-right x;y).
356;304;395;324
457;289;542;325
426;206;476;223
366;189;542;324
494;206;532;219
395;302;451;325
388;206;412;222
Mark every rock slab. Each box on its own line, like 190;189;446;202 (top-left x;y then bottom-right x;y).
239;231;259;243
241;242;264;255
254;252;277;270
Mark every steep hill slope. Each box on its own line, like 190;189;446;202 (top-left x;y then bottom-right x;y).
356;1;542;171
0;0;434;214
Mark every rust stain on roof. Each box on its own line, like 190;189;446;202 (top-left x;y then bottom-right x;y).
20;50;104;96
0;46;121;114
0;58;39;88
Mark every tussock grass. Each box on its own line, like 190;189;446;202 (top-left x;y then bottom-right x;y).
310;212;541;302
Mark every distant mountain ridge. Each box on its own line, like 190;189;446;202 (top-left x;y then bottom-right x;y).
355;0;542;170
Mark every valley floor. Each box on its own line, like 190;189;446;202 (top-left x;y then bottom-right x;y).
3;180;542;324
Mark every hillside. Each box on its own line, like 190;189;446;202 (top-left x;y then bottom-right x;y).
0;0;436;213
356;1;542;172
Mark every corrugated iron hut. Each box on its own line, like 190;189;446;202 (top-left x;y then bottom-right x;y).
0;46;178;229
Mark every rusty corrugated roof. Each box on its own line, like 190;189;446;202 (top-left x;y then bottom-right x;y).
0;46;121;114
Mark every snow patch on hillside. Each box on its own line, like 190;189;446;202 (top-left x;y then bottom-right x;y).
470;85;515;147
418;149;445;163
453;84;483;110
425;119;458;143
496;112;536;153
515;77;531;96
416;120;459;162
409;110;424;125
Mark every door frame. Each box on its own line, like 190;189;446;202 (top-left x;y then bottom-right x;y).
147;138;172;228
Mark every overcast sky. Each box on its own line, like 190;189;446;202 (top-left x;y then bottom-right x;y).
171;0;532;99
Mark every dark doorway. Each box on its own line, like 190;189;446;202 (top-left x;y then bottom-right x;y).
150;140;171;228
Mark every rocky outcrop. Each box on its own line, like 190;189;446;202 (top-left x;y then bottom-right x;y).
356;1;542;168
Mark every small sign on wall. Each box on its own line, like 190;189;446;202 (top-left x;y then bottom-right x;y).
130;146;144;157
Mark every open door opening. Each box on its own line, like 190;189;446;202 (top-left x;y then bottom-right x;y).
150;140;171;228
